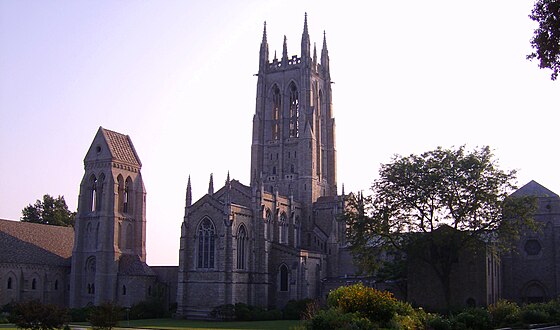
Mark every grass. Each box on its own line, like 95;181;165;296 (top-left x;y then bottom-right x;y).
117;318;303;329
0;318;304;330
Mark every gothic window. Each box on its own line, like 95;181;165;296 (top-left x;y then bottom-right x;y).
279;212;288;244
32;278;37;290
122;285;127;295
237;225;247;270
294;216;300;248
117;175;124;212
123;177;133;214
288;83;299;137
279;264;289;292
271;85;281;140
265;209;272;240
97;173;105;211
126;223;133;250
272;166;276;175
197;218;216;269
290;164;295;174
90;175;97;212
7;277;12;289
54;279;59;290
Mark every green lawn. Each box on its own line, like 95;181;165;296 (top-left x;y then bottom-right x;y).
117;318;303;330
1;318;304;330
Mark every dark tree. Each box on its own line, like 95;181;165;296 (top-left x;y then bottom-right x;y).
21;194;76;227
8;300;69;330
527;0;560;80
345;146;536;310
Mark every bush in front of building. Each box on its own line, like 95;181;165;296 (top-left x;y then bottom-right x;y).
488;299;521;328
209;303;281;321
87;302;122;330
7;300;69;330
282;299;316;320
129;298;168;319
306;307;373;330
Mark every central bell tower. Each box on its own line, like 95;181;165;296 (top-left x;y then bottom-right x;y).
250;14;337;209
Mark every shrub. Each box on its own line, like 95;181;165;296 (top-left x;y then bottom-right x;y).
129;298;167;319
306;308;373;330
426;313;453;330
453;308;491;330
69;306;92;322
87;302;121;330
209;304;235;321
283;299;316;320
7;300;69;330
327;283;398;325
488;300;520;327
520;303;550;324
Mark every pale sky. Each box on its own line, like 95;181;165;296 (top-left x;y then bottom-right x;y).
0;1;558;265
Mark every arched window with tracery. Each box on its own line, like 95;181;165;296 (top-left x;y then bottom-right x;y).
117;175;124;213
7;276;13;290
237;225;247;270
85;256;96;295
271;85;281;140
265;209;271;240
124;177;133;214
279;264;289;292
96;173;105;211
197;218;216;269
279;212;288;244
288;83;299;137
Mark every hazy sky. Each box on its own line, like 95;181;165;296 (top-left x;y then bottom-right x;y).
1;1;558;265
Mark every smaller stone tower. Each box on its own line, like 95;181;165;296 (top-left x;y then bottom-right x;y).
69;127;148;307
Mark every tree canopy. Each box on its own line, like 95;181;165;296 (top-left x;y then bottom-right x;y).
345;146;536;309
527;0;560;80
21;194;75;227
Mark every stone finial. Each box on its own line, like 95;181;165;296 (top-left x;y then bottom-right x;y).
208;173;214;195
186;175;192;208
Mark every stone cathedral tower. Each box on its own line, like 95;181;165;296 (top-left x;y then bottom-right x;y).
177;15;346;319
70;127;155;308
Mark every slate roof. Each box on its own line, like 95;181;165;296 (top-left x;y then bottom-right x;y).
118;254;156;276
0;219;74;266
511;180;559;198
101;128;141;166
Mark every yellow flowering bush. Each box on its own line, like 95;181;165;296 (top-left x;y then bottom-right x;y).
327;283;398;324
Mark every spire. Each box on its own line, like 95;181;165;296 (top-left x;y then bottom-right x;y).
208;173;214;195
226;171;230;185
259;21;269;72
341;183;345;196
301;12;310;62
186;176;192;207
282;35;288;65
313;42;318;69
321;30;330;75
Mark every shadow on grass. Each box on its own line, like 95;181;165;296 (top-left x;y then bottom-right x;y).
117;318;303;330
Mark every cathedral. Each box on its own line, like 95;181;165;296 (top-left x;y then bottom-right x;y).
1;14;560;316
176;14;348;318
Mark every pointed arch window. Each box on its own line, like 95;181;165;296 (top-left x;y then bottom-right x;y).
279;212;288;244
97;173;105;211
90;175;97;212
122;285;127;295
31;278;37;290
117;175;124;212
288;83;299;138
237;225;247;269
265;209;272;240
7;277;13;290
197;218;216;269
279;264;289;292
272;85;281;140
123;177;133;214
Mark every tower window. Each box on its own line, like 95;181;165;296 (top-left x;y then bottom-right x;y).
7;277;12;290
197;218;216;269
272;85;281;140
289;83;299;137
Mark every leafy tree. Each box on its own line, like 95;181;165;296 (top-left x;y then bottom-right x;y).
527;0;560;80
345;146;536;310
21;194;75;227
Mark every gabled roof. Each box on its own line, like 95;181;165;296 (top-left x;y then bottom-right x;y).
511;180;559;198
118;254;156;276
0;219;74;266
85;127;141;167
